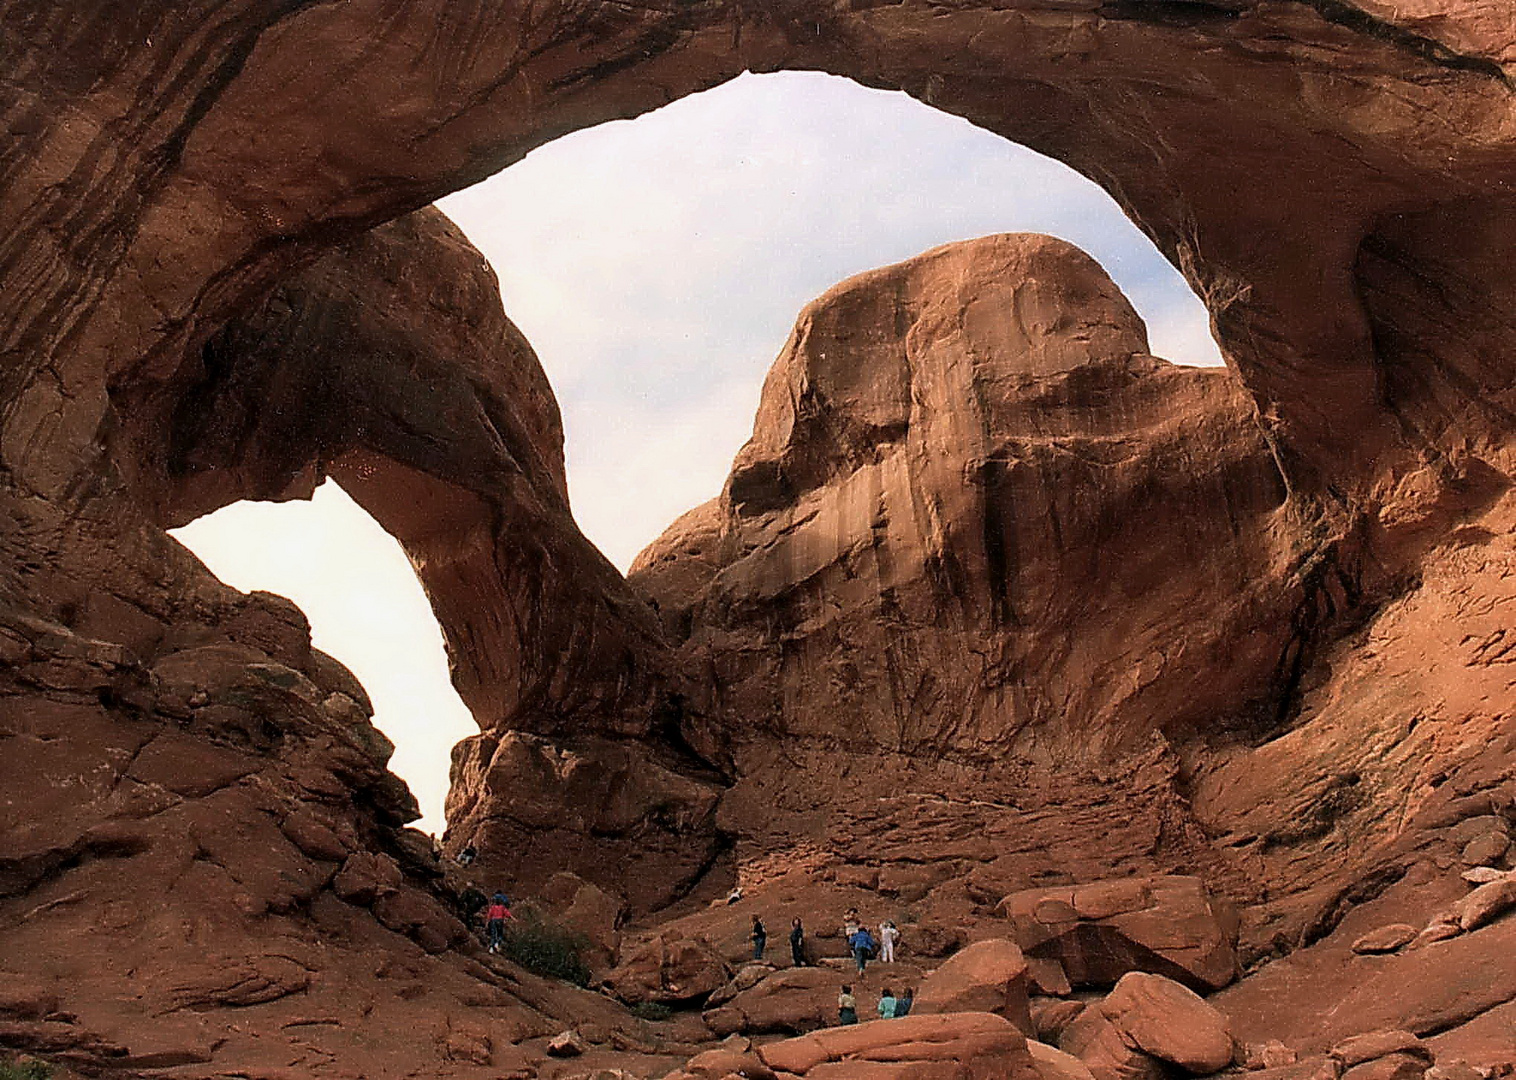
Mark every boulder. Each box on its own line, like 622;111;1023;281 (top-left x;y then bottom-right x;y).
668;1045;778;1080
546;1029;588;1057
913;939;1033;1034
1351;926;1418;956
1452;876;1516;931
1331;1031;1431;1068
1414;920;1464;947
602;932;732;1005
1002;877;1238;991
1096;972;1234;1074
1059;1007;1165;1080
757;1012;1037;1079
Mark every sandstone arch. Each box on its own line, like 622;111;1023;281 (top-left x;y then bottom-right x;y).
4;2;1516;1071
4;0;1513;731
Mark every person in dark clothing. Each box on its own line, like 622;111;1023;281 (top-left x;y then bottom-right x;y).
751;915;767;961
790;917;807;966
458;886;488;929
896;987;915;1017
837;985;858;1025
849;926;874;974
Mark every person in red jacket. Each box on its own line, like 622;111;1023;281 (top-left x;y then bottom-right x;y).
485;892;513;954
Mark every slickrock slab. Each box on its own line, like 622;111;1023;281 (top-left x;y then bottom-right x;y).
757;1012;1037;1079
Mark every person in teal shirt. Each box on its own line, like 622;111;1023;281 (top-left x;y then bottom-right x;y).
877;987;898;1019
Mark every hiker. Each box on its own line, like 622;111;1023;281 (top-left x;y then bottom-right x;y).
879;920;900;964
751;915;767;961
790;917;807;966
848;925;873;974
896;987;915;1017
485;892;512;954
456;845;477;866
842;907;861;940
458;885;488;928
837;984;858;1025
726;886;744;905
877;987;899;1019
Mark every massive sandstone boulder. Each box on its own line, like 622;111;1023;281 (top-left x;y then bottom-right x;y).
1000;876;1239;992
632;233;1297;771
912;938;1034;1034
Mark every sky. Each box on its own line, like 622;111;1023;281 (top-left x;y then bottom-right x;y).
173;71;1223;833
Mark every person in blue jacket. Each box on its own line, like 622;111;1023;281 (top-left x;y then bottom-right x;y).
848;925;875;974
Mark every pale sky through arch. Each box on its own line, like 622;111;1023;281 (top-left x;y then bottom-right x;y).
174;70;1223;833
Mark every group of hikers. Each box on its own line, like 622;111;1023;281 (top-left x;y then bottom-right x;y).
749;907;901;974
745;907;914;1025
836;983;913;1024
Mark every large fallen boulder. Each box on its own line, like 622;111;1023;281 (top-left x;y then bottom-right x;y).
705;963;932;1037
600;931;732;1005
703;966;839;1035
756;1012;1040;1080
1002;876;1238;991
912;939;1033;1035
539;871;625;973
1061;972;1234;1078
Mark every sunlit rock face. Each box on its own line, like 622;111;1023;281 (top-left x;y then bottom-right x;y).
3;0;1516;1073
633;233;1296;766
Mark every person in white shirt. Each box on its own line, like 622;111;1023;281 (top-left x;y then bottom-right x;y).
879;920;900;963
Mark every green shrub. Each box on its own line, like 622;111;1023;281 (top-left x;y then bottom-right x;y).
630;1001;674;1022
0;1059;52;1080
500;908;593;987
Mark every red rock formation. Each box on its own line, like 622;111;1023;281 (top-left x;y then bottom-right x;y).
5;0;1516;1073
0;208;723;1075
116;205;725;911
633;234;1298;770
